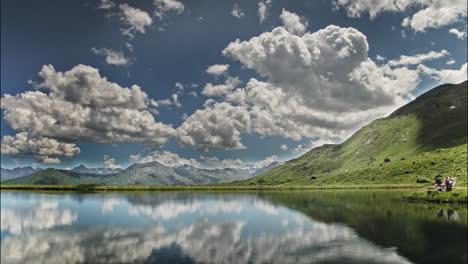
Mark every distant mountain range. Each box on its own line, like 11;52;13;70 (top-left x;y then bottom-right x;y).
2;160;283;186
70;165;122;175
0;166;41;182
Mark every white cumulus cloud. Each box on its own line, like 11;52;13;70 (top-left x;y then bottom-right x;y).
177;102;250;151
279;9;308;35
91;47;129;66
133;151;201;168
119;4;152;37
202;76;241;97
387;50;449;67
200;156;243;168
178;25;421;152
417;63;468;84
103;154;121;169
446;60;456;65
1;64;176;162
98;0;115;10
206;64;230;76
334;0;467;32
223;26;419;111
449;28;467;39
1;132;80;164
154;0;184;18
258;0;272;23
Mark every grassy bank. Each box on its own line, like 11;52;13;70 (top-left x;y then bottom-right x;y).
0;183;422;191
404;188;468;203
234;144;467;187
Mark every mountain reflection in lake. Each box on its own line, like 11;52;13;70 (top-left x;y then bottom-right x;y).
1;191;466;264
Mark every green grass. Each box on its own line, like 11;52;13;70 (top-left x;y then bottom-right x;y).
404;188;468;203
3;183;466;204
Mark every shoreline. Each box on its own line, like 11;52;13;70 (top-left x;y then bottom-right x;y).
403;188;468;203
2;184;466;203
0;183;422;191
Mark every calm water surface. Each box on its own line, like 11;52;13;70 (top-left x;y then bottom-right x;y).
0;190;466;264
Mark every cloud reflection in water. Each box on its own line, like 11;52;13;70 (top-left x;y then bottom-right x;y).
1;193;412;264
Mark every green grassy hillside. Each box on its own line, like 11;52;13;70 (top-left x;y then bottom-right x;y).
3;169;114;185
231;81;468;187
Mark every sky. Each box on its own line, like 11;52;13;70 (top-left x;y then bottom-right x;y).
1;0;467;170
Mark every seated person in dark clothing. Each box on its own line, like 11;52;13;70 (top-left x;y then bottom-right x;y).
433;175;443;189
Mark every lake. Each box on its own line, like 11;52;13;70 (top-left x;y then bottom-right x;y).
1;190;466;264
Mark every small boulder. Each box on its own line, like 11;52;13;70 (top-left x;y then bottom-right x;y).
416;177;430;183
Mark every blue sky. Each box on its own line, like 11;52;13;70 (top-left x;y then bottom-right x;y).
1;0;467;169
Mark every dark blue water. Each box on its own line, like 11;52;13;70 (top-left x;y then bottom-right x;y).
1;190;466;264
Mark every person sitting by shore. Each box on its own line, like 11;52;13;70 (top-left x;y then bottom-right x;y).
433;175;443;189
444;176;456;191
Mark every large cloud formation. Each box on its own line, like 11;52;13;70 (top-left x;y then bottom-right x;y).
1;132;80;164
223;26;418;111
177;102;251;151
1;64;175;163
177;25;421;151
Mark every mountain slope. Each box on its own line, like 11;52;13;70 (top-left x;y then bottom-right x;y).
2;168;115;185
70;165;122;175
252;161;284;176
110;162;190;185
0;167;42;182
233;81;467;186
